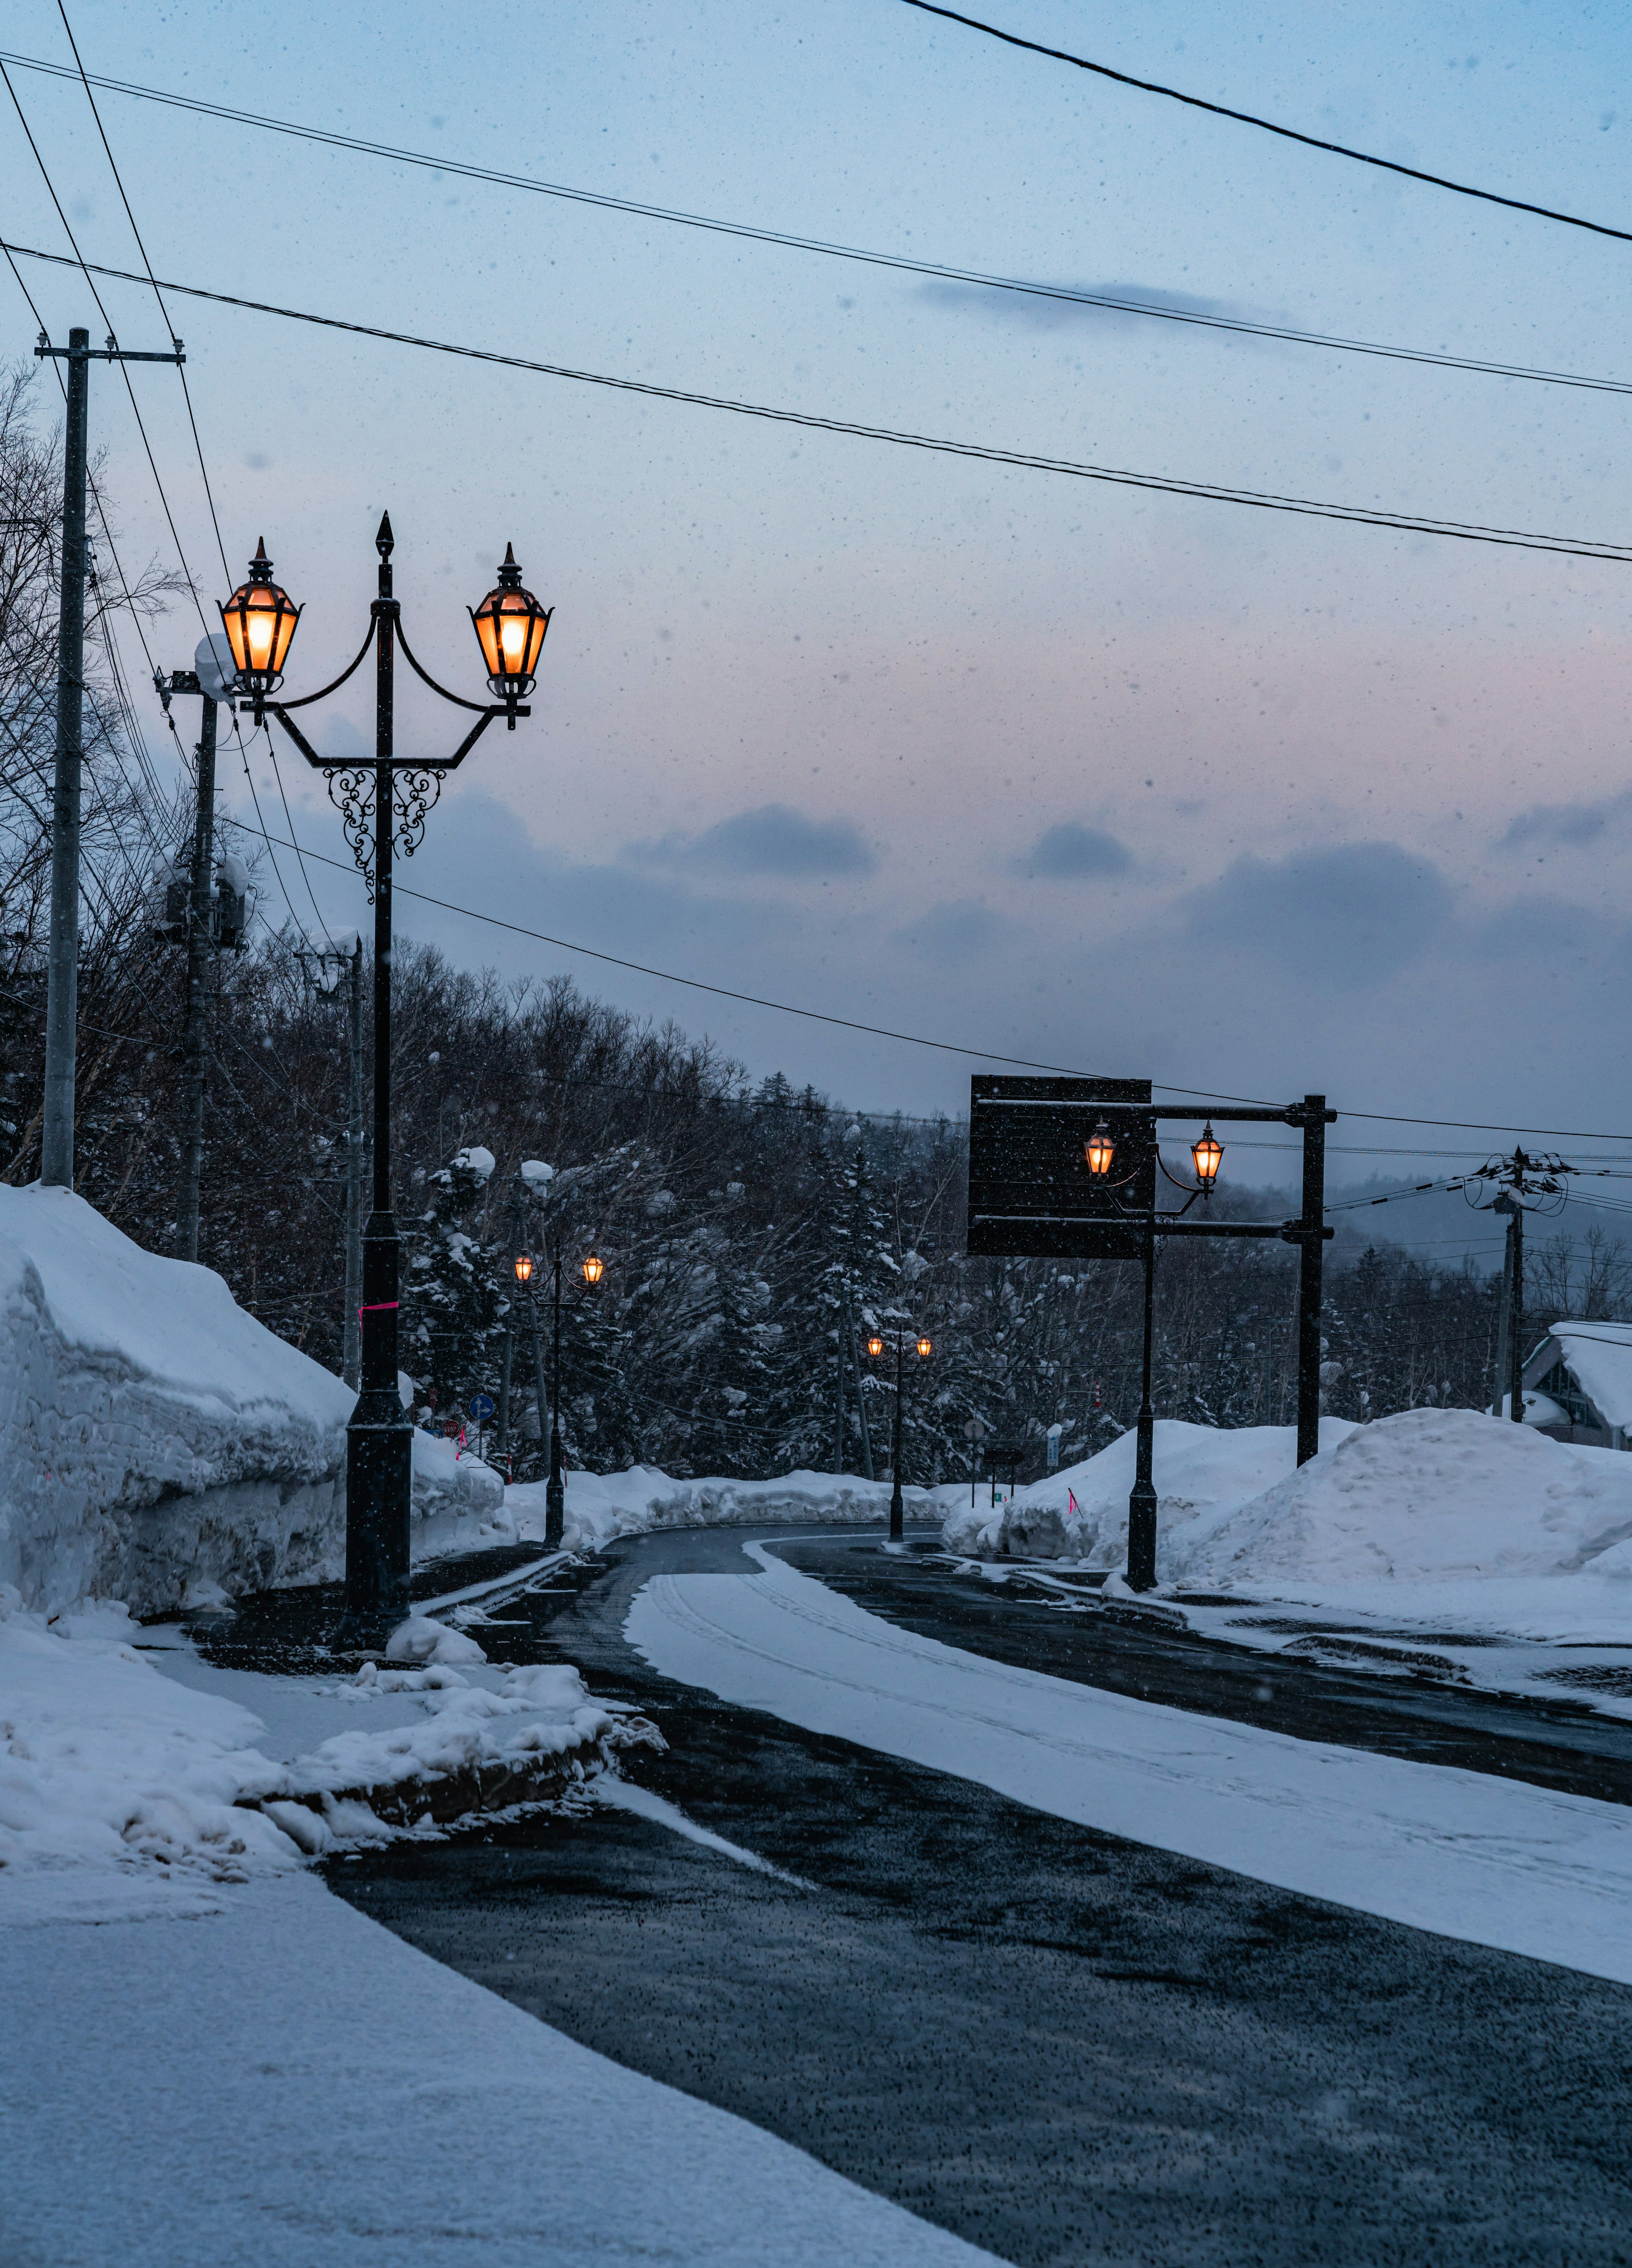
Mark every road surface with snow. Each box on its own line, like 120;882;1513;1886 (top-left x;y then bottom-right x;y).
323;1525;1632;2268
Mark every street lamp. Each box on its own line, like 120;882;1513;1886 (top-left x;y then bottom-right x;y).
228;516;546;1647
1082;1113;1226;1591
866;1326;932;1542
581;1252;604;1285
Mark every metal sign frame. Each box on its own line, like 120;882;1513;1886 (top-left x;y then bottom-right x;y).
965;1075;1335;1589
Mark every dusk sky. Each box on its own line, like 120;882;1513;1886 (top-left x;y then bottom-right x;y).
6;0;1632;1237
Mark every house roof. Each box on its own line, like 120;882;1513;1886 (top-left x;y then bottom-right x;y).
1544;1321;1632;1429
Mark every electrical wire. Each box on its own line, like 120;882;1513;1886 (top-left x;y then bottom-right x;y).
47;4;334;946
896;0;1632;245
6;239;1631;567
3;47;1629;401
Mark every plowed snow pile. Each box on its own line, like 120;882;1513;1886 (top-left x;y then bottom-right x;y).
941;1418;1354;1568
1169;1406;1632;1588
510;1466;932;1551
0;1185;510;1616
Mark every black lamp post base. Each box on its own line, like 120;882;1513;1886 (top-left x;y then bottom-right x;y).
544;1474;565;1551
888;1484;905;1542
334;1403;414;1648
1126;1480;1158;1592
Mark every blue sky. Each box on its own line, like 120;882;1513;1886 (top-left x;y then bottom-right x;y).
6;0;1632;1229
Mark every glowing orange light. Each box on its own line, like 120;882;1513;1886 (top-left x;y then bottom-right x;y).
866;1334;885;1359
513;1253;534;1284
470;544;551;705
1085;1120;1115;1178
581;1253;604;1285
1191;1124;1223;1188
220;539;300;699
916;1335;932;1358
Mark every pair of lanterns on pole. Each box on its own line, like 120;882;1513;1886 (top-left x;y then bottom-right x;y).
515;1252;604;1287
867;1331;933;1360
1085;1119;1223;1190
218;539;552;720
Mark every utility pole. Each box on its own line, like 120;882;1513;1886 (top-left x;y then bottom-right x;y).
1491;1210;1514;1417
157;636;240;1262
1477;1148;1568;1423
37;326;184;1191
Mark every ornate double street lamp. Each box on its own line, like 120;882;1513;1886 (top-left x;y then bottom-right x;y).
222;518;552;1646
865;1327;933;1543
513;1246;603;1549
1085;1118;1223;1591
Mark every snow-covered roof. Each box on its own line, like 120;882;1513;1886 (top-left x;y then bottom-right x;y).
1547;1321;1632;1429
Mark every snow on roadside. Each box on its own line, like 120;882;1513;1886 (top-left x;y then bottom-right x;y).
509;1465;935;1552
1168;1406;1632;1589
0;1587;646;1924
940;1418;1355;1567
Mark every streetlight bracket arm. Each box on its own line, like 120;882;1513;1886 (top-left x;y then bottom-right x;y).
393;617;499;715
271;621;377;714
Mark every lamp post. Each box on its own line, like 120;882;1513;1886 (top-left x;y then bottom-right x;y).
1085;1117;1222;1591
514;1245;602;1549
866;1327;932;1542
223;518;551;1647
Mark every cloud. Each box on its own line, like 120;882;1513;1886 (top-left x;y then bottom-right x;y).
1497;792;1632;856
893;899;1012;959
1181;842;1452;984
1020;822;1133;880
629;803;876;880
918;278;1270;335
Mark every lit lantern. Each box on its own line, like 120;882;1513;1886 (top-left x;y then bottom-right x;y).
1191;1124;1223;1189
581;1253;604;1285
470;544;552;714
514;1253;534;1284
1085;1119;1115;1178
916;1336;932;1359
220;539;300;710
866;1334;885;1359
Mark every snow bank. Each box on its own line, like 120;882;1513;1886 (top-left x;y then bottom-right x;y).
0;1188;518;1617
509;1466;935;1552
941;1418;1356;1568
0;1188;351;1616
0;1587;638;1922
1169;1406;1632;1589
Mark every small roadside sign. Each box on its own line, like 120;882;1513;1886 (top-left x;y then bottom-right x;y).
469;1392;496;1421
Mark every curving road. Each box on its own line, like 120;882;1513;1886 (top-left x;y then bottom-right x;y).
323;1526;1632;2267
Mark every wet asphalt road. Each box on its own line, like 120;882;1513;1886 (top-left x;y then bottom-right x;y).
318;1527;1632;2267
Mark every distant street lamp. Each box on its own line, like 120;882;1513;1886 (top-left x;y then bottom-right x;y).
223;518;550;1647
1087;1117;1226;1589
866;1326;933;1543
513;1243;604;1548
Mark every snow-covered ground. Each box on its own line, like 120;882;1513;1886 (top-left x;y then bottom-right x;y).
627;1542;1632;1989
0;1586;642;1925
0;1871;1003;2268
0;1185;513;1616
510;1465;935;1554
939;1407;1632;1710
940;1416;1357;1566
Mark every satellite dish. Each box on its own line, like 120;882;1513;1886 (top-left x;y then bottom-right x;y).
194;632;238;706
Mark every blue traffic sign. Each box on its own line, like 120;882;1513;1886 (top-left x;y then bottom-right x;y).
468;1392;496;1421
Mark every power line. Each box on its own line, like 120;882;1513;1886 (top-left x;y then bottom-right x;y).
6;239;1631;567
47;5;334;944
897;0;1632;246
2;47;1627;400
